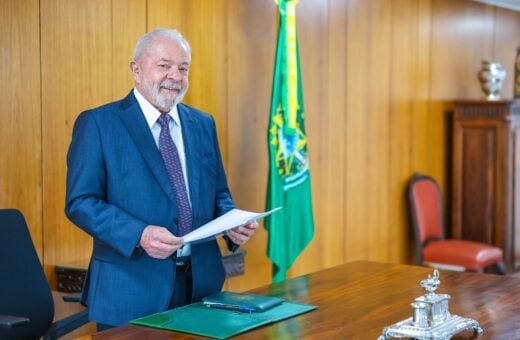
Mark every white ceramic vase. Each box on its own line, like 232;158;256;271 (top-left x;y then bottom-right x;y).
477;60;506;101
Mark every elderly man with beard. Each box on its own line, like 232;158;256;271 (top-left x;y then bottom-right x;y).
65;28;258;331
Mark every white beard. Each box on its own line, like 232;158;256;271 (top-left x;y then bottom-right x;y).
141;78;187;112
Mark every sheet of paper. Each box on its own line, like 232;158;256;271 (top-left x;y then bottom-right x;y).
182;207;282;244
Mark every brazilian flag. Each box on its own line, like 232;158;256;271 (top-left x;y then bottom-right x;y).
265;0;314;283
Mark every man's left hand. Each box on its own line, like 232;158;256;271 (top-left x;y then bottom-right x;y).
226;221;259;245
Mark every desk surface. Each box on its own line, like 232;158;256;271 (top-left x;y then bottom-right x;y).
85;261;520;339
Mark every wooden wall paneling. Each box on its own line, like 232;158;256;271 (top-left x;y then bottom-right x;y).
431;0;495;100
428;0;494;210
41;0;114;281
493;8;520;100
308;0;348;269
345;0;372;262
345;0;393;262
365;0;392;262
112;0;147;99
147;0;229;163
0;0;42;257
389;0;432;264
428;0;458;192
389;0;415;264
409;0;433;263
410;0;433;177
224;0;277;291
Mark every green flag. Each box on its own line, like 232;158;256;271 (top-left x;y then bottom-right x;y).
265;0;314;283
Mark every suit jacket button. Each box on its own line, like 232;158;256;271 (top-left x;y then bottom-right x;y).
173;218;179;225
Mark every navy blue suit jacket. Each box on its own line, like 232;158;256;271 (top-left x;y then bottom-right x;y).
65;92;235;326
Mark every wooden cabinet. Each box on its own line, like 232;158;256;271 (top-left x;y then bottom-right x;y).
452;100;520;273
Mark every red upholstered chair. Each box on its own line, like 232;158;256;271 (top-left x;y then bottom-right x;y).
407;173;505;274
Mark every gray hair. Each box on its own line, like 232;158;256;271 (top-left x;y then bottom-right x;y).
133;28;191;61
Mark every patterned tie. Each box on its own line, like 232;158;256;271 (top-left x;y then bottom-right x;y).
158;114;192;236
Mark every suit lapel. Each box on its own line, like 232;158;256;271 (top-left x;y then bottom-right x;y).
118;92;177;205
178;104;201;217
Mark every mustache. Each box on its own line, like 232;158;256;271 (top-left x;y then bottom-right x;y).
160;82;182;91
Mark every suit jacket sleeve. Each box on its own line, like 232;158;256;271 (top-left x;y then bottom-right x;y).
65;111;146;258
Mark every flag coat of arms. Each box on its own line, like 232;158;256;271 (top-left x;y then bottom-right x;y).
265;0;314;283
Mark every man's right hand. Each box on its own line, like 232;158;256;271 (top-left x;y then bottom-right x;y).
139;225;183;259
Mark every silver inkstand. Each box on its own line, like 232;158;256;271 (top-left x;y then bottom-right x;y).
378;269;483;340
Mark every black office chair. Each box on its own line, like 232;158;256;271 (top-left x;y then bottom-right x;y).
0;209;89;339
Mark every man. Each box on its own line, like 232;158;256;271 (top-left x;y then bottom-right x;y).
65;28;258;330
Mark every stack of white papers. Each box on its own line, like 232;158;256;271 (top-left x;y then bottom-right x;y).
182;207;282;244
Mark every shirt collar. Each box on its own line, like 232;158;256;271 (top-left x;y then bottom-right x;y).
133;88;181;128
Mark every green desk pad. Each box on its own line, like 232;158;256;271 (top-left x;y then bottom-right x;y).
130;301;317;339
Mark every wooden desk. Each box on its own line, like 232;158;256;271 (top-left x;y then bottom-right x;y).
84;261;520;339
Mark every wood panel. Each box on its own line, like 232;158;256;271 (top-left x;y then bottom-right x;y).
366;0;392;263
344;0;372;262
0;0;42;257
112;0;147;99
344;0;393;263
410;0;434;196
224;0;278;290
390;0;432;263
41;0;112;280
311;0;348;269
431;0;495;101
428;0;496;224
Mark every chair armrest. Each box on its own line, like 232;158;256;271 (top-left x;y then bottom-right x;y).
0;314;30;328
44;309;89;340
62;293;82;303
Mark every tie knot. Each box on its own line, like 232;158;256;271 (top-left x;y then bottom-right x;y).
158;114;170;128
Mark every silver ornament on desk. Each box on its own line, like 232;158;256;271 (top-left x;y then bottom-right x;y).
378;269;483;340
